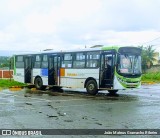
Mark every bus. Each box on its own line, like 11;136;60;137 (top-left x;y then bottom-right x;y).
13;46;142;95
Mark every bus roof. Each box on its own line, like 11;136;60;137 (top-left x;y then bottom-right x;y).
14;45;135;56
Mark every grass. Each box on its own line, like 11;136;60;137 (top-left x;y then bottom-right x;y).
0;79;26;88
141;72;160;83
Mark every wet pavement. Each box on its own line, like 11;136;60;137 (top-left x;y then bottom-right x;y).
0;84;160;138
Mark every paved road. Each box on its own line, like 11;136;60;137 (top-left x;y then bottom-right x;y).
0;84;160;138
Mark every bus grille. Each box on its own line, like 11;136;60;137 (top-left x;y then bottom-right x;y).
125;82;139;88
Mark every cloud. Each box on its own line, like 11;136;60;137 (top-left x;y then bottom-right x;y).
0;0;160;52
6;0;32;13
97;0;160;31
80;30;160;47
24;12;57;34
23;0;102;34
0;31;15;43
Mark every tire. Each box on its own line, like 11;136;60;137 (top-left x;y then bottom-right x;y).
86;80;98;95
34;77;44;90
108;90;118;94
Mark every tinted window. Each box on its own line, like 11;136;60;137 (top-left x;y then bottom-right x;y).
16;56;24;68
86;52;100;68
73;52;85;68
16;62;24;68
34;55;41;68
41;55;48;68
16;56;23;62
61;53;72;68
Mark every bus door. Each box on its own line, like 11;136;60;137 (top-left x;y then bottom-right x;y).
24;56;32;83
100;52;115;88
48;55;61;85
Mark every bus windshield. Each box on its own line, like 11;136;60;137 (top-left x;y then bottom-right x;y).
117;54;141;75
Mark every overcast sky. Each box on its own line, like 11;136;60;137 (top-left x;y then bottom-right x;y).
0;0;160;52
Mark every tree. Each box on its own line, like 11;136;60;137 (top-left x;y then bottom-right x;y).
0;56;10;68
139;45;157;73
0;56;14;69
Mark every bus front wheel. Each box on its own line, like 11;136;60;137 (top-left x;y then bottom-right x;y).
35;77;45;90
86;80;98;95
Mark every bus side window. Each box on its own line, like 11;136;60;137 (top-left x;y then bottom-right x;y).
86;52;100;68
34;55;41;68
61;53;72;68
41;55;48;68
73;52;85;68
86;60;98;67
16;56;24;68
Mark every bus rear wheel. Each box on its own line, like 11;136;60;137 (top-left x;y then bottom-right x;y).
108;90;118;94
34;77;45;90
86;80;98;95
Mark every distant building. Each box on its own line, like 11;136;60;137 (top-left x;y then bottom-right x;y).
153;52;159;65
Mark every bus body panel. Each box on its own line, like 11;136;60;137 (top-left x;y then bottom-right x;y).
113;75;125;89
32;68;48;85
114;74;141;89
32;69;41;78
13;68;25;83
60;68;99;88
60;78;86;88
41;77;48;85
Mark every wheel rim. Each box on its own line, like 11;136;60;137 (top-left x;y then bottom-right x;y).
37;79;41;87
35;78;42;88
86;80;98;95
88;83;94;91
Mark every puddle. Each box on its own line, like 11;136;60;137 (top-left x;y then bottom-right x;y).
1;87;139;104
23;88;139;103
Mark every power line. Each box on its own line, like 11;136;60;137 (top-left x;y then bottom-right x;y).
142;36;160;45
151;44;160;48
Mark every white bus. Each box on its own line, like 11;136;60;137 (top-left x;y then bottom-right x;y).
13;46;142;95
